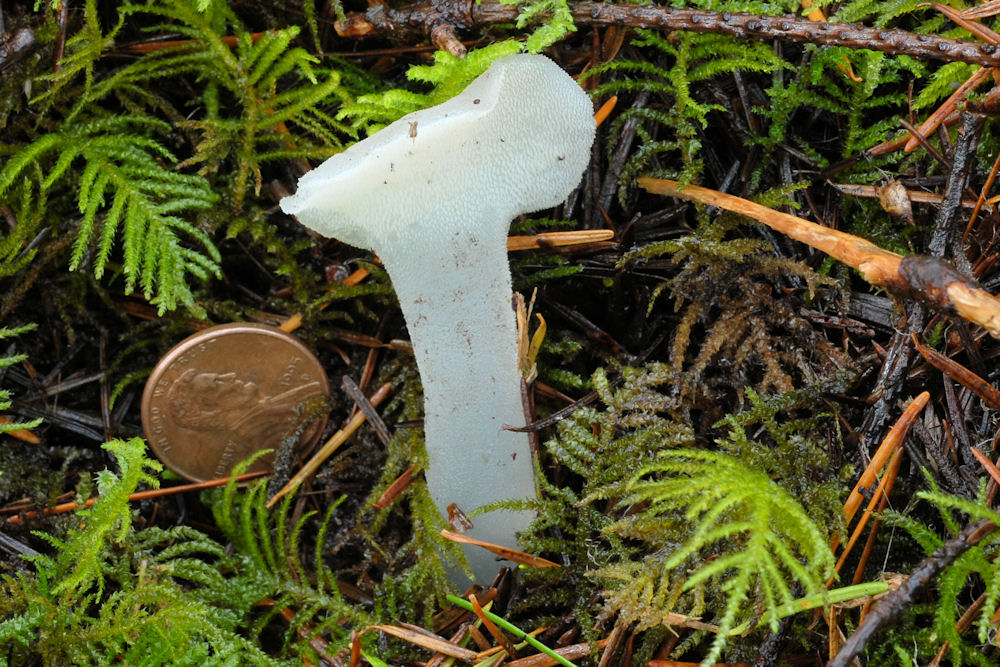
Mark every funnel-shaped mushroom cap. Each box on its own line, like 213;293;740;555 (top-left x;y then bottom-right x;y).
280;54;595;249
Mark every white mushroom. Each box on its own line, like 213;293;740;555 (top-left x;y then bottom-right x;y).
281;53;595;583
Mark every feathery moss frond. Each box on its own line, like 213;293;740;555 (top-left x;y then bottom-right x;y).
0;325;43;436
3;0;358;314
208;456;371;661
528;364;844;664
102;1;355;211
338;0;574;131
0;441;375;665
0;115;221;313
616;449;835;663
339;41;524;133
584;22;790;196
46;438;162;597
31;0;125;116
500;0;576;51
0;439;284;665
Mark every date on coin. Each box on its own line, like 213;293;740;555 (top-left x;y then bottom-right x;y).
141;323;330;482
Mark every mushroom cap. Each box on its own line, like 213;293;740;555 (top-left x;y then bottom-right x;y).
280;54;595;250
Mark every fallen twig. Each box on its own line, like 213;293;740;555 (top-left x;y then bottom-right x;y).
638;178;1000;338
829;519;997;667
335;0;1000;66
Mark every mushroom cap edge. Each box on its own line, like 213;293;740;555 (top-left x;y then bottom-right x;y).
280;54;596;252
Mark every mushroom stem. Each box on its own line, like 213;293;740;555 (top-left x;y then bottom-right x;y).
280;53;595;584
379;229;534;582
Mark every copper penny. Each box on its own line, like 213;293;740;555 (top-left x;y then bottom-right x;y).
141;323;330;482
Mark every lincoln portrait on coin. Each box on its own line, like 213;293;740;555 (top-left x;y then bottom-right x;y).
167;369;325;455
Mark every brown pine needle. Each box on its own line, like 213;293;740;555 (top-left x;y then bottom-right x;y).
358;624;479;662
116;32;260;54
834;447;903;577
964;0;1000;19
970;446;1000;486
372;464;414;509
902;66;993;153
469;593;519;659
3;470;268;525
965;146;1000;240
911;334;1000;410
928;3;1000;45
594;96;618;128
267;382;391;507
0;415;40;444
842;392;929;526
439;529;561;568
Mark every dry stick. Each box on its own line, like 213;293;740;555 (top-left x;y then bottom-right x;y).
505;637;612;667
341;375;393;445
639;178;903;287
596;623;627;667
598;91;650;216
504;390;599;432
929;111;986;261
336;0;1000;67
899;117;953;170
828;519;997;667
638;178;1000;339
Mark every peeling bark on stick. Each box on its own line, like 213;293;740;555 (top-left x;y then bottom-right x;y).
638;178;1000;339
